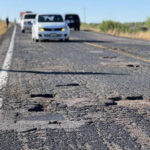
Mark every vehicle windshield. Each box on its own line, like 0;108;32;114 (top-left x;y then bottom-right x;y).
66;15;79;21
38;15;63;23
24;14;36;19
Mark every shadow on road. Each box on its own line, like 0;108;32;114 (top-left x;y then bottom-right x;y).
0;69;128;76
40;39;110;43
68;40;110;43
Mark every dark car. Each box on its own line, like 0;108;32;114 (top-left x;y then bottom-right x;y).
65;14;80;31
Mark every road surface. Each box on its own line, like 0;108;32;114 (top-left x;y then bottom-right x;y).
0;26;150;149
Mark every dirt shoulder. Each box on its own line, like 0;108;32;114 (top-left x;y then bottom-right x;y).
0;21;13;38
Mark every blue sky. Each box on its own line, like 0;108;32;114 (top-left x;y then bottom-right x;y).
0;0;150;23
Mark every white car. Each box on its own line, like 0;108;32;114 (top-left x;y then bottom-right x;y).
21;13;36;33
32;14;70;42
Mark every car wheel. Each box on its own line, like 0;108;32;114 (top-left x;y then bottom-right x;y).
35;39;39;42
22;30;25;33
65;38;69;42
59;39;63;42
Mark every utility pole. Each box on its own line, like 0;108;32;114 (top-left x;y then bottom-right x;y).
84;8;86;23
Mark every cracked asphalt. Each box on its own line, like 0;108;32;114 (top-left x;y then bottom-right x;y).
1;26;150;149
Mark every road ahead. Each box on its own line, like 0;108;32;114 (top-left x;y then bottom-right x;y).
1;26;150;150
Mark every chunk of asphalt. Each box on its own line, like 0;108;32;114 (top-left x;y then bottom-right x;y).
28;104;44;112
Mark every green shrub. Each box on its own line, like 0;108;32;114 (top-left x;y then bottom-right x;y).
145;17;150;29
82;18;150;34
99;20;131;33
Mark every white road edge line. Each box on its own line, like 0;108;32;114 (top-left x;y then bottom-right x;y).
0;26;16;108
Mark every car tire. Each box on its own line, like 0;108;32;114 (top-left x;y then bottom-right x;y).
35;39;39;42
65;38;69;42
59;39;63;42
22;30;25;33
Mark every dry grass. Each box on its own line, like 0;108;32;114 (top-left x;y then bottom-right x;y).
81;23;150;41
81;23;100;32
81;26;100;32
105;30;150;40
118;31;150;40
0;21;12;37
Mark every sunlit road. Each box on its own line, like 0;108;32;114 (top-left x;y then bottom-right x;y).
1;26;150;149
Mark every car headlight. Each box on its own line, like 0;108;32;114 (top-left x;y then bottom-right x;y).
39;27;45;32
62;26;68;32
40;28;45;32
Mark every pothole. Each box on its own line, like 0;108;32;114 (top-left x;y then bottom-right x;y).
126;96;143;100
107;95;146;107
49;121;61;125
28;104;44;112
108;97;122;101
127;64;140;68
56;83;80;87
105;101;117;106
108;95;144;102
30;94;56;98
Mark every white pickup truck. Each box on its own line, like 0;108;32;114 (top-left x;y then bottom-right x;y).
21;13;36;33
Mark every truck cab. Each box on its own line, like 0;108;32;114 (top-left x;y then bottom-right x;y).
65;14;80;31
21;13;36;33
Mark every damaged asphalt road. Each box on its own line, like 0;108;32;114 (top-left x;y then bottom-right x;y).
1;26;150;149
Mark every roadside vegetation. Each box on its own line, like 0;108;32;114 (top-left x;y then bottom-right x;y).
0;18;12;37
81;18;150;40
